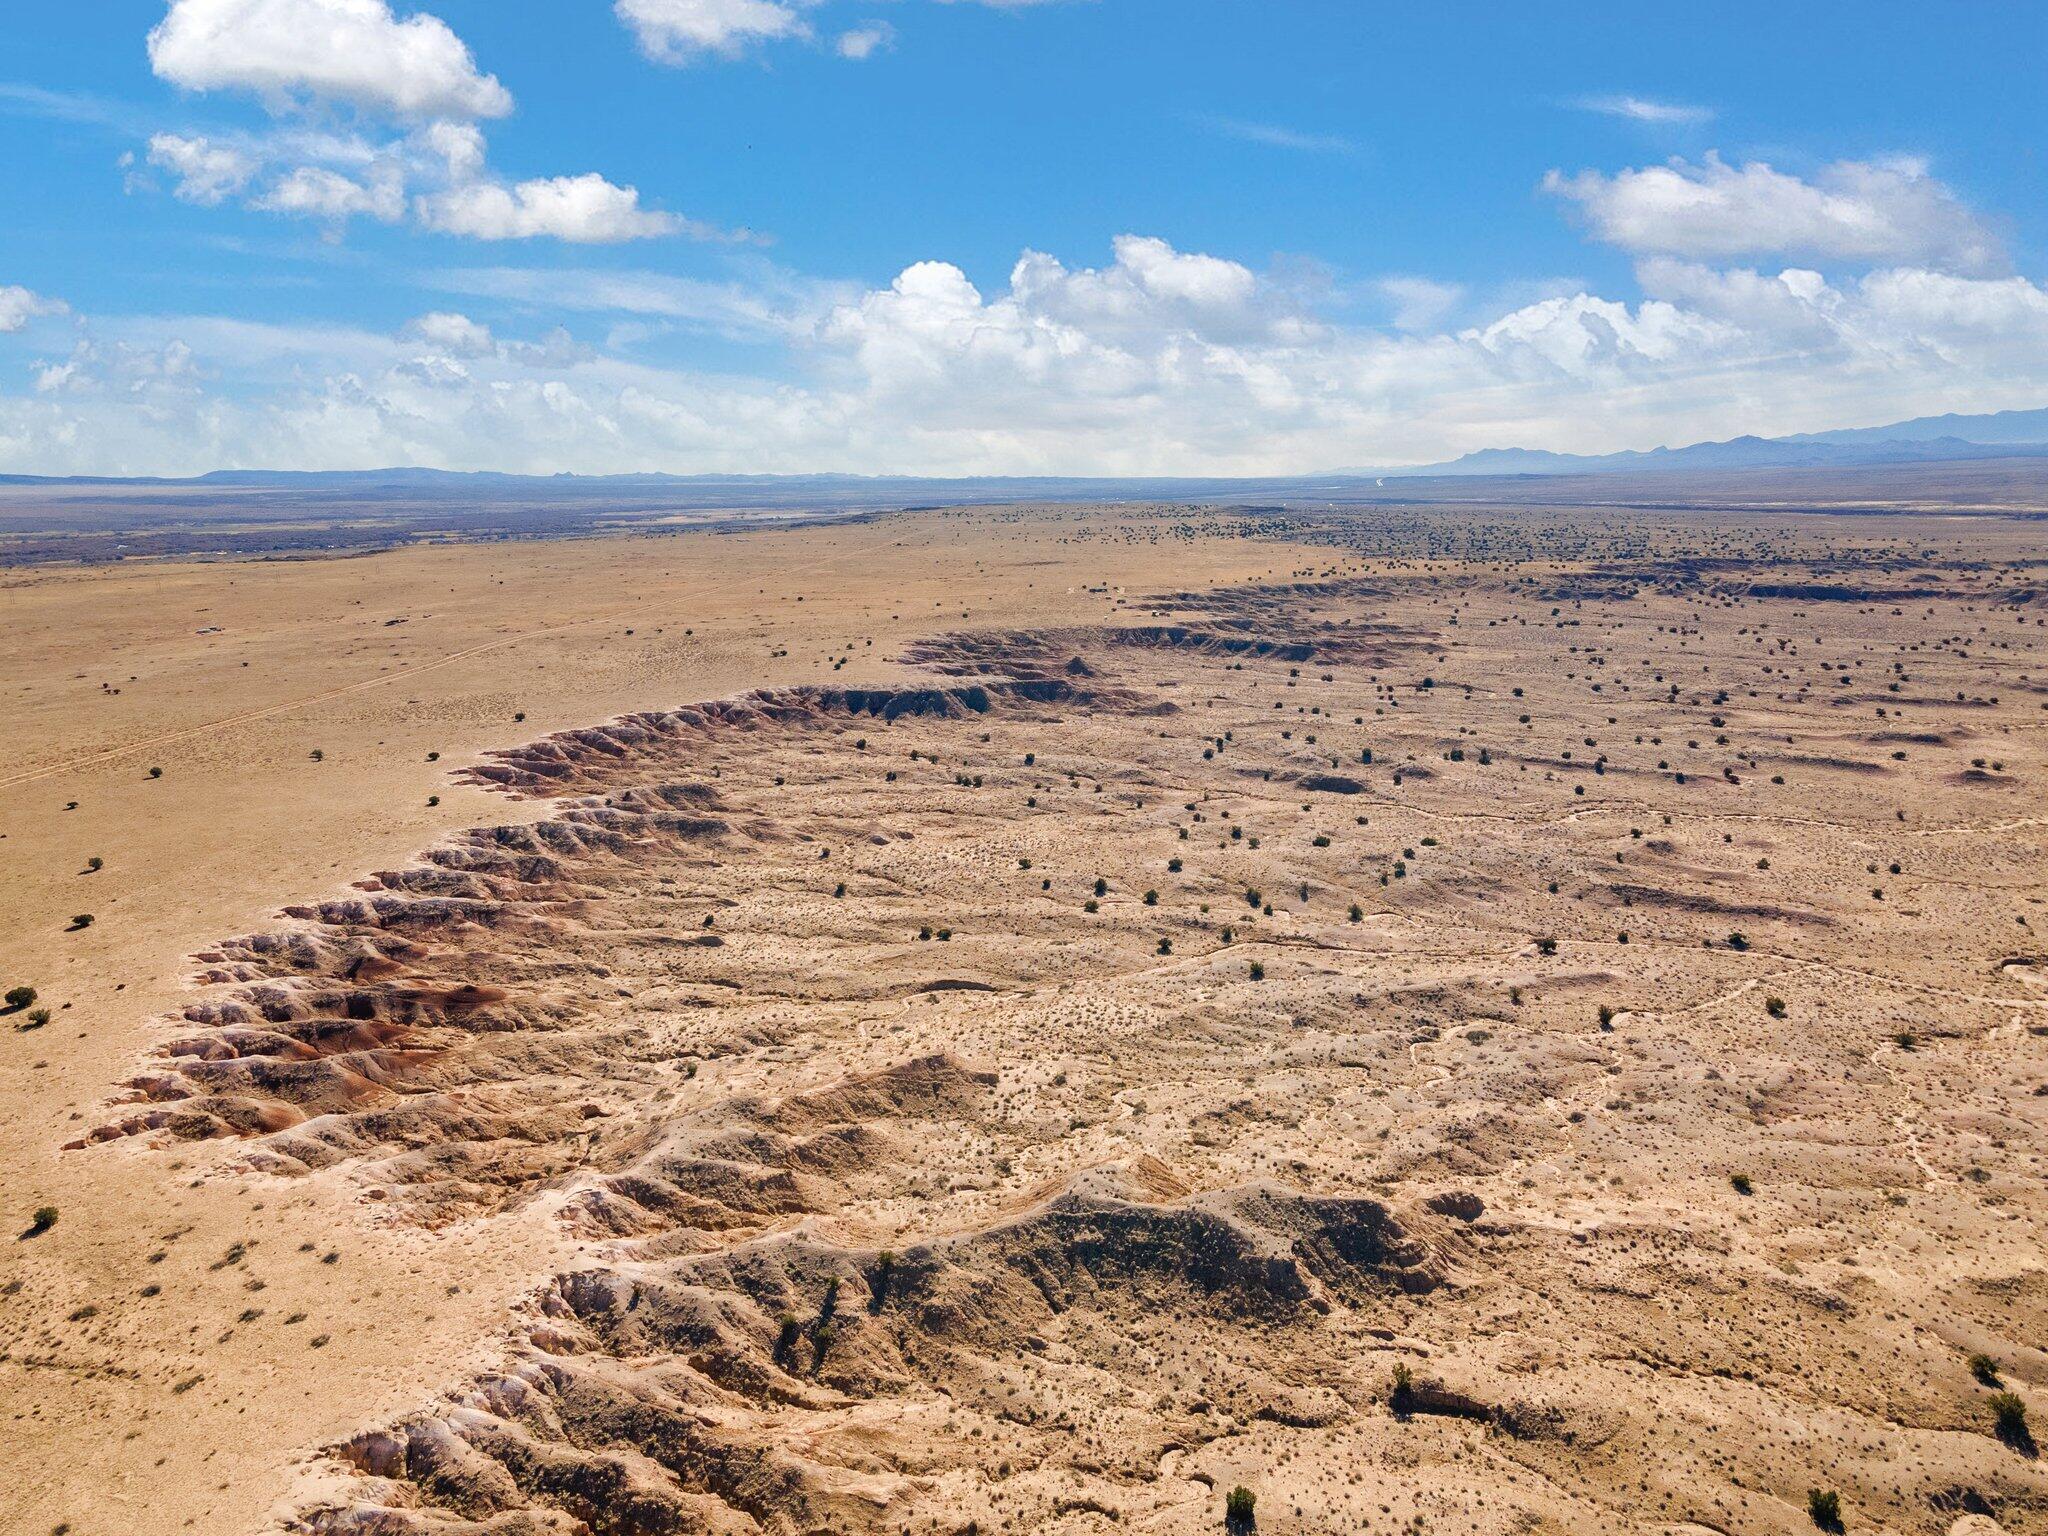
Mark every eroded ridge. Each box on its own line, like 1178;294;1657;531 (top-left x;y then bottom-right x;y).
84;680;1149;1221
312;1161;1465;1536
900;617;1435;677
90;566;2048;1535
461;681;1137;797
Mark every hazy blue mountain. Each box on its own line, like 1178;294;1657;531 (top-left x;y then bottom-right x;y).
1787;405;2048;446
1361;407;2048;477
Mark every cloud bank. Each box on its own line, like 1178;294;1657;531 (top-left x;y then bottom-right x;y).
11;216;2048;476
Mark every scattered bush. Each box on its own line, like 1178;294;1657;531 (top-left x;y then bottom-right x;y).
1224;1486;1256;1532
1730;1173;1753;1196
1990;1390;2033;1452
27;1205;58;1236
1765;997;1787;1019
1807;1488;1842;1532
1968;1352;2002;1387
3;986;34;1012
1390;1360;1414;1413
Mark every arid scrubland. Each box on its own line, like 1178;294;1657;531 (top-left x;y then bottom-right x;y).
4;502;2047;1536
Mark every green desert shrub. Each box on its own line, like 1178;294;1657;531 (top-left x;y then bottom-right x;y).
1224;1486;1256;1531
1990;1390;2032;1450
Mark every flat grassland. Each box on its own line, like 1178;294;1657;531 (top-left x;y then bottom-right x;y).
3;501;2046;1536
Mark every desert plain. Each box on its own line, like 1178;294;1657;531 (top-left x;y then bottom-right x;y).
4;498;2048;1536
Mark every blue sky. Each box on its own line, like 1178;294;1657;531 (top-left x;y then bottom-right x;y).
2;0;2045;475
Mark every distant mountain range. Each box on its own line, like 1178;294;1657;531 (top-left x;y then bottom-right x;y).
1362;405;2048;478
7;404;2048;492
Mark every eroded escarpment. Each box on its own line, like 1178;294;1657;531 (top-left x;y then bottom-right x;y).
899;616;1435;677
311;1165;1464;1536
89;569;2048;1535
461;679;1144;797
84;678;1158;1222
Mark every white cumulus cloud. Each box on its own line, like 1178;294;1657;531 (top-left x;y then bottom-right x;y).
836;22;894;59
614;0;811;63
148;0;512;119
1545;152;2004;273
403;311;496;356
125;118;697;244
256;163;406;223
415;173;683;242
146;132;258;204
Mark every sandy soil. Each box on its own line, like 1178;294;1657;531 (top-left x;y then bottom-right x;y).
4;503;2046;1536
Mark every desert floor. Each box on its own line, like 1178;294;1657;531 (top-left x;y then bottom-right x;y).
3;503;2046;1536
